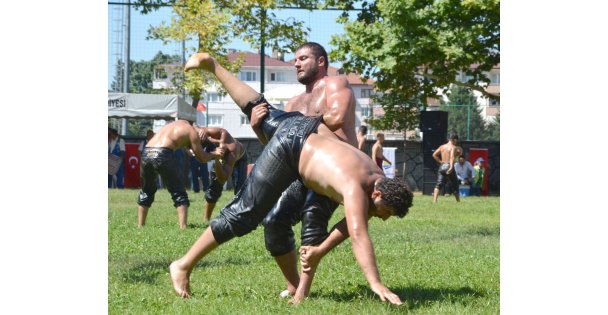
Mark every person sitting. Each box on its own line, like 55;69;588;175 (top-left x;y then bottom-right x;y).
454;155;476;186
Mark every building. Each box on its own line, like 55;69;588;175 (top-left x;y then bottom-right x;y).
151;50;499;141
152;50;377;139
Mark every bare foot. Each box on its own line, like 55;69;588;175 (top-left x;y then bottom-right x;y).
184;53;215;72
170;260;191;298
288;296;303;305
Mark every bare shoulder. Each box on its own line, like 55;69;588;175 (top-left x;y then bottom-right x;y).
323;76;350;91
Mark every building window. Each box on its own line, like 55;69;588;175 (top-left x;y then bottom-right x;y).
154;68;168;79
361;89;373;98
270;72;286;82
490;73;500;84
362;106;372;117
208;114;223;127
240;115;250;125
490;99;500;106
206;93;222;102
456;72;474;83
240;71;257;81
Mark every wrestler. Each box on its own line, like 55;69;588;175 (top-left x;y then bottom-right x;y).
187;43;360;299
172;55;413;304
432;131;461;203
136;120;224;229
190;127;248;221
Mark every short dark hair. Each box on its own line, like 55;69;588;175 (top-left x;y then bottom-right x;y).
376;178;413;218
448;131;459;140
296;42;328;70
358;125;368;134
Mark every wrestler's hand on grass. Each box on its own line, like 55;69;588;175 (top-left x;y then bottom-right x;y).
370;282;403;305
250;103;269;128
299;245;323;272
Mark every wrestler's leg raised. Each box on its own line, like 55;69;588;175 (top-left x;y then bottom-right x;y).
185;53;259;109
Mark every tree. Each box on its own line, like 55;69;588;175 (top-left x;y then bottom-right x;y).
326;0;499;133
110;51;181;94
134;0;315;107
110;52;180;136
440;86;487;141
485;111;499;141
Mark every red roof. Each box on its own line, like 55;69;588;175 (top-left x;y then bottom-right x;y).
228;51;293;67
226;50;374;86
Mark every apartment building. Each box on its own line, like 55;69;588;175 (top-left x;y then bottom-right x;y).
152;51;499;140
152;50;376;139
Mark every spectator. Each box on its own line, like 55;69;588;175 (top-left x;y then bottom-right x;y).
371;132;392;170
454;155;476;186
357;125;368;151
190;156;209;193
108;128;125;189
139;129;154;153
471;157;485;196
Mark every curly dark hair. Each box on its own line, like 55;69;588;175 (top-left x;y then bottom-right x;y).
375;177;414;218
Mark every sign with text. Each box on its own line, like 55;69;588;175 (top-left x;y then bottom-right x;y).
382;147;397;178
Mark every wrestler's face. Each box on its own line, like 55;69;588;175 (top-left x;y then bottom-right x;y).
370;191;396;221
294;47;321;84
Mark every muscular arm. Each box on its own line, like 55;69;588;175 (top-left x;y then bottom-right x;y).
249;104;269;144
341;188;402;305
342;189;382;287
189;129;222;163
323;77;354;132
213;153;235;183
432;146;442;164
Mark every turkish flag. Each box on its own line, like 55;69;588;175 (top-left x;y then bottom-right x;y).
197;101;207;112
124;143;141;188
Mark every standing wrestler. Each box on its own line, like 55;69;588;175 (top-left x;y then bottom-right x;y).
186;42;359;298
432;131;461;203
357;125;368;151
137;120;224;229
190;127;248;221
372;132;392;171
168;98;412;305
180;50;410;305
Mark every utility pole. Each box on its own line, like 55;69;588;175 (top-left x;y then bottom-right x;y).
122;0;131;136
260;8;266;94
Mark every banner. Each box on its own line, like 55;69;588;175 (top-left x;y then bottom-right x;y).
124;143;141;188
382;147;397;178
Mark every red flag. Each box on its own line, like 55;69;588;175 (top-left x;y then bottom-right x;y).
197;101;207;112
124;143;141;188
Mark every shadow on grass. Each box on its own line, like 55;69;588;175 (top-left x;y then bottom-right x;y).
121;256;252;284
312;285;484;309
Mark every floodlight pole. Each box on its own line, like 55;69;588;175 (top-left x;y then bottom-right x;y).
260;8;266;94
121;0;131;136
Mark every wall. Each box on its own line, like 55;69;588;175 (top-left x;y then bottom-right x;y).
237;138;501;196
124;136;500;195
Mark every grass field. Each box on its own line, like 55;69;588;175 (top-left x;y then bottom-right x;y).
109;188;499;314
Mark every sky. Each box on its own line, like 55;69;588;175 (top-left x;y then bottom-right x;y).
108;5;352;89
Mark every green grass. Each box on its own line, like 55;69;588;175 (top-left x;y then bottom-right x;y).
109;189;499;314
